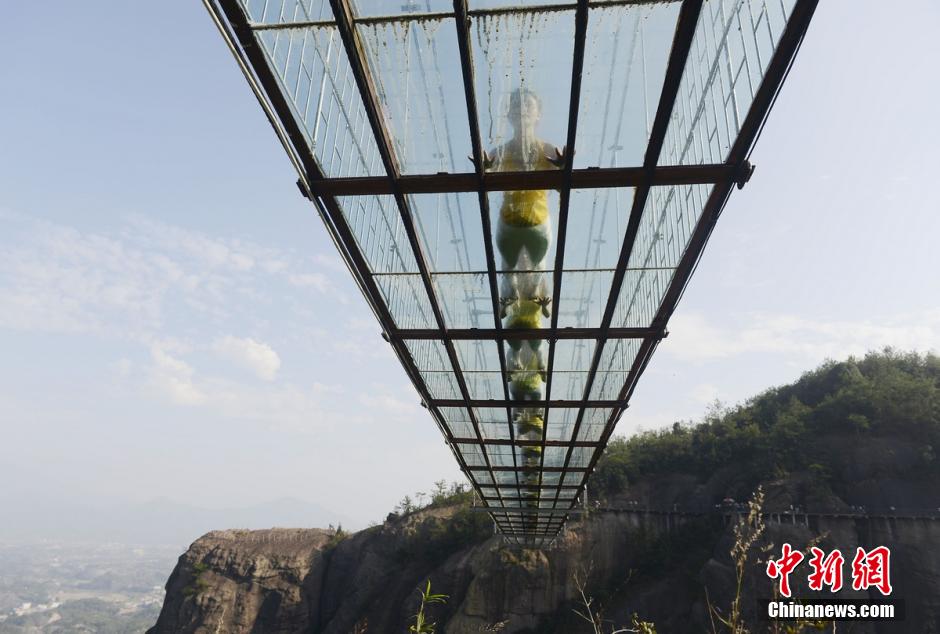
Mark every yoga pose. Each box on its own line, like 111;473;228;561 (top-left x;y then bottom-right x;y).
485;87;564;504
499;254;552;335
488;87;564;272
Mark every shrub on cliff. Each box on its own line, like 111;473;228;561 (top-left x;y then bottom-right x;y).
593;349;940;501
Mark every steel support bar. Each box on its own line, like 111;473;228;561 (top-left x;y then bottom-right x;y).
249;1;683;30
392;326;659;340
453;0;524;517
484;487;581;493
537;0;590;527
329;0;512;510
562;0;821;512
310;164;734;196
482;507;582;519
467;466;588;473
451;438;599;447
547;0;704;510
431;398;626;408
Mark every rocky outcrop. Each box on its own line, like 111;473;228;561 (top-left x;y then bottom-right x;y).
150;528;333;633
150;506;940;633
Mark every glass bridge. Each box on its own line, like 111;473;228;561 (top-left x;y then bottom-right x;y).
204;0;816;545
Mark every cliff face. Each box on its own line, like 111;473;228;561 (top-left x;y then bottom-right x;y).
150;354;940;632
150;507;940;634
151;528;333;632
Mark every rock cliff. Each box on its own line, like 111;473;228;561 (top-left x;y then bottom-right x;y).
150;504;940;633
150;354;940;632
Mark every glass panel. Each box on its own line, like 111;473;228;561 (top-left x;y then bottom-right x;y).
472;10;574;170
543;446;566;468
475;471;494;485
337;195;416;273
562;471;582;486
554;339;595;372
256;27;384;177
357;18;471;173
549;339;595;400
421;371;461;399
557;270;614;328
589;338;640;399
661;0;797;165
411;193;487;273
611;183;709;328
577;407;611;442
454;340;501;372
471;0;570;8
432;273;495;328
550;371;589;401
546;407;579;441
440;407;477;438
458;443;486;466
374;274;435;329
406;340;461;398
475;407;515;423
465;371;505;400
569;447;593;468
406;338;452;371
241;0;331;25
564;188;633;270
479;421;512;440
352;0;453;16
612;268;674;328
443;418;473;438
487;445;517;467
575;3;679;168
631;184;711;270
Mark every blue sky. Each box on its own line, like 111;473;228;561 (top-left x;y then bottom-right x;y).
1;1;938;530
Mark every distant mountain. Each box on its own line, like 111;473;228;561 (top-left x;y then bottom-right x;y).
0;497;353;547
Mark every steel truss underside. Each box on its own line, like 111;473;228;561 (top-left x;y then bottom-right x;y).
205;0;817;545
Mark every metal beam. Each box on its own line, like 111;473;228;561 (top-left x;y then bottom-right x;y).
453;0;526;517
561;0;821;512
247;1;683;30
537;0;590;530
392;326;659;340
431;398;626;408
467;466;588;473
310;164;734;196
547;0;704;511
451;438;599;447
329;0;512;511
212;0;817;543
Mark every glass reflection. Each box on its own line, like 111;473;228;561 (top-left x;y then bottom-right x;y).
485;87;563;507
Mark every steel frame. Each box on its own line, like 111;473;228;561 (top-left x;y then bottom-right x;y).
206;0;817;542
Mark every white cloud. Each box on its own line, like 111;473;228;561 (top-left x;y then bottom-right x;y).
148;344;205;406
0;212;343;340
213;336;281;381
289;272;331;292
665;309;940;364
